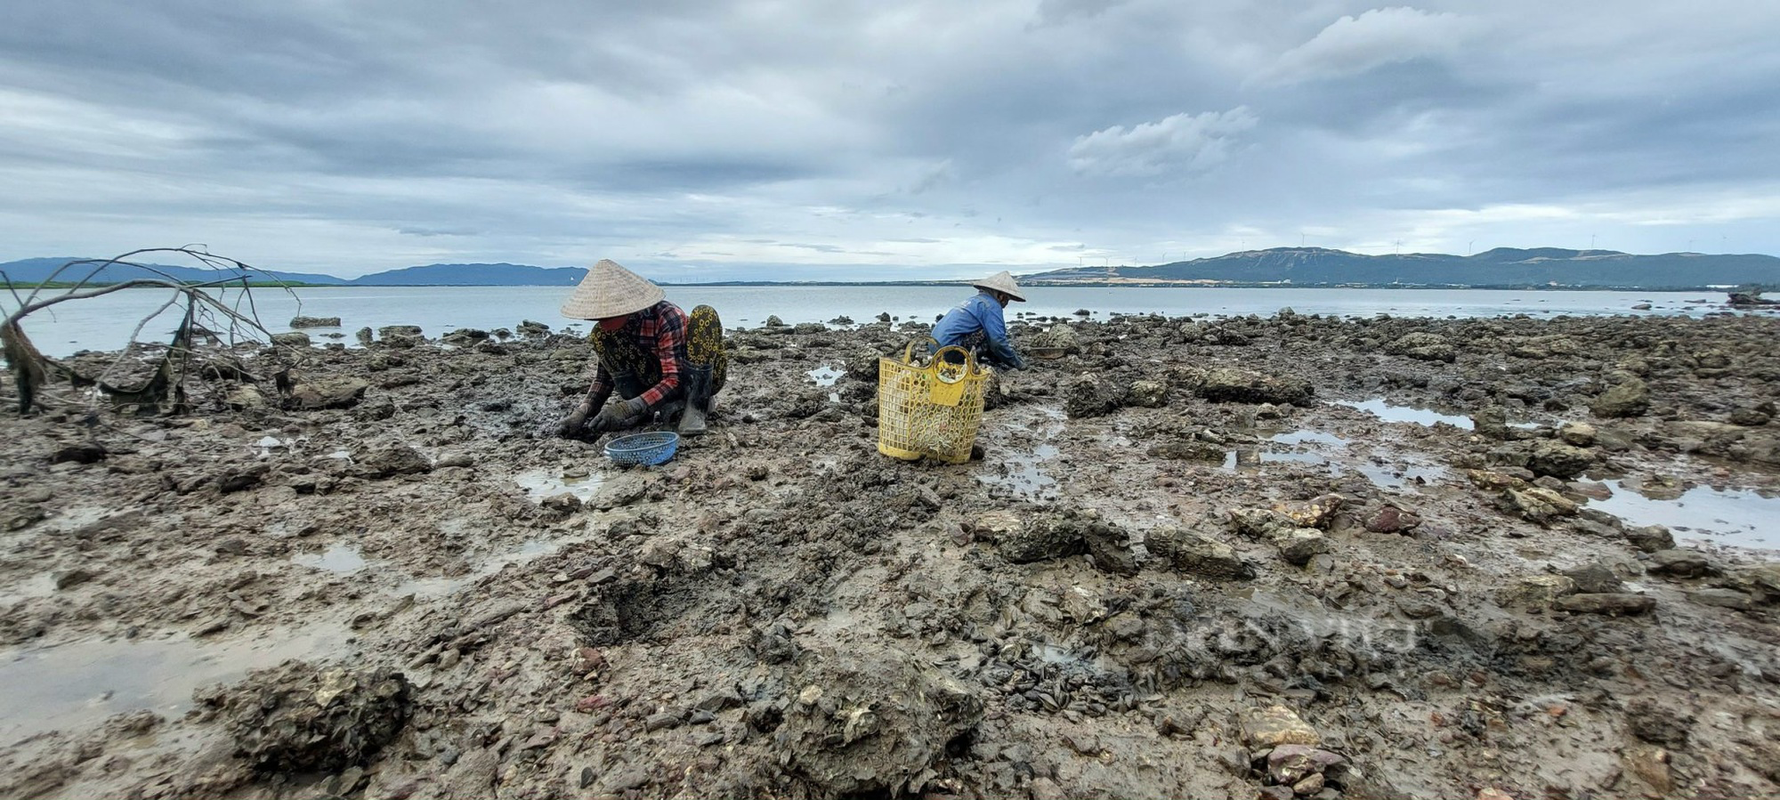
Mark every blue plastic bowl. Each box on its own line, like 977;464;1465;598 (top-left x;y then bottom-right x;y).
604;431;680;467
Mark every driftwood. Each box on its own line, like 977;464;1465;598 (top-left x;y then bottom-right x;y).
1;248;294;414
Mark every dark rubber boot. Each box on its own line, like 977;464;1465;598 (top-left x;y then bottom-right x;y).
678;366;712;436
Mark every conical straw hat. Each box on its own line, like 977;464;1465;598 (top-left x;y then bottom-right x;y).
561;259;666;320
971;270;1027;302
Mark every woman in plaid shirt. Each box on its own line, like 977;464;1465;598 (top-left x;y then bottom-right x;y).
558;260;727;437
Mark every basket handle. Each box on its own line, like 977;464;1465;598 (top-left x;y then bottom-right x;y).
930;345;977;383
902;337;943;365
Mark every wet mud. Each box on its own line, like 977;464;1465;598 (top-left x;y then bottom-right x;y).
3;308;1780;799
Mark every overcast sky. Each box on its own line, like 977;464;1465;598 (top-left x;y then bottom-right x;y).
3;1;1778;280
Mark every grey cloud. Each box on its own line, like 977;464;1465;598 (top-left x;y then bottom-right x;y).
1254;8;1481;86
1067;107;1259;178
0;0;1777;276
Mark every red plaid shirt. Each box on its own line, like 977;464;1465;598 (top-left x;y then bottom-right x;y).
588;301;688;409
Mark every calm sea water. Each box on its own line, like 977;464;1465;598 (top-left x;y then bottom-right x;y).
3;284;1742;357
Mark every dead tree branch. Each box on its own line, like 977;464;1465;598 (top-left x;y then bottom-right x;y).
1;248;297;415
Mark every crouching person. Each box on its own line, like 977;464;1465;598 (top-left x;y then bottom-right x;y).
557;259;727;438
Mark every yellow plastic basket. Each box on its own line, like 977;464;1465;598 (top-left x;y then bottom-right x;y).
877;339;990;464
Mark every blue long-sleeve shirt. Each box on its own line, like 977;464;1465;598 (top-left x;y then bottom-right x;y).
932;291;1024;369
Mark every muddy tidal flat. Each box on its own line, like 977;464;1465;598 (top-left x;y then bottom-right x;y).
3;310;1780;799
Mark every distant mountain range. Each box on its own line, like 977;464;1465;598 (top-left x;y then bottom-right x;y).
0;258;586;287
2;247;1776;289
1024;247;1780;289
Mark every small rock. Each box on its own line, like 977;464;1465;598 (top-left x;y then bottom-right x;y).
1277;529;1330;567
1558;422;1598;447
270;332;312;348
1258;787;1295;800
1476;789;1515;800
1646;549;1715;578
1627;698;1692;746
1266;744;1346;785
1555;592;1655;615
54;568;97;590
1126;380;1169;408
601;767;649;793
1563;562;1623;594
289;378;370;410
1624;525;1675;553
1291;772;1325;796
50;443;108;464
1031;777;1068;800
1623;745;1672;794
1363;505;1422;534
1591;378;1650;418
1272;494;1344;529
541;493;582;514
1689;588;1754;611
1239;705;1320;748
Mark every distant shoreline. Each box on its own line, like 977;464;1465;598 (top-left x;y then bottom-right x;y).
0;280;1742;293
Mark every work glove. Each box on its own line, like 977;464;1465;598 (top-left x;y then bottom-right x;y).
557;402;592;438
593;396;649;432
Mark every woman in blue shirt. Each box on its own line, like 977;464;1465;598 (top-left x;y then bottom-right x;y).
932;271;1026;370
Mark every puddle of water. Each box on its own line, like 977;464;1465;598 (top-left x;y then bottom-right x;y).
0;623;354;744
1333;398;1475;430
291;543;367;574
0;573;56;605
1222;430;1347;471
1354;461;1448;490
1269;430;1348;447
395;537;583;598
808;365;843;387
1589;480;1780;549
980;444;1060;500
513;469;608;503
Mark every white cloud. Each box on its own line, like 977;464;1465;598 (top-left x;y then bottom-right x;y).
1255;7;1480;85
1067;107;1258;178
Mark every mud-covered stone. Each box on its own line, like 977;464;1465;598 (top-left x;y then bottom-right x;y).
1276;529;1329;566
269;331;312;348
775;645;983;796
1064;373;1124;418
1626;698;1692;746
1193;367;1314;406
1126;380;1169;408
289;377;370;410
1591;378;1650;418
1527;440;1595;479
1563;562;1623;594
1647;549;1715;578
1555;592;1655;615
202;662;411;773
1148;440;1226;461
1690;588;1754;610
1625;525;1676;553
1148;526;1254;581
1497;575;1578;608
1266;744;1347;785
1387;332;1456;362
1502;487;1579;524
1559;422;1598;447
359;445;432;478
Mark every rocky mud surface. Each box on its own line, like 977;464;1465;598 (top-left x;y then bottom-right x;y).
3;309;1780;799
